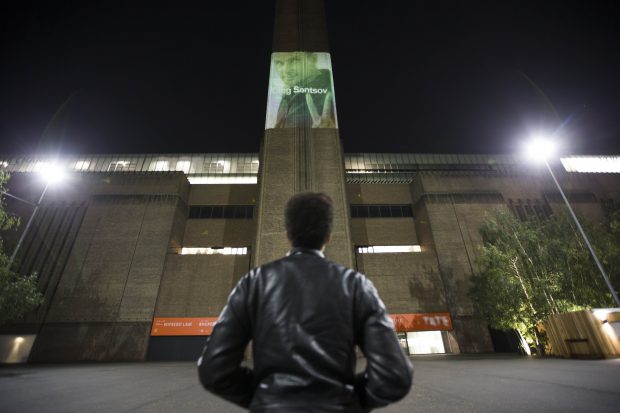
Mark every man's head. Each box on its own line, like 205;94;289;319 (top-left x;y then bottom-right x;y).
274;52;319;87
285;192;333;250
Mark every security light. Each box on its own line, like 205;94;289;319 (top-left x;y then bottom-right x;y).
525;135;555;162
41;162;67;184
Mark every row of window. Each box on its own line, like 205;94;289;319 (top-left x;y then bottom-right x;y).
350;204;413;218
188;204;415;219
180;247;248;255
188;198;597;221
177;246;421;256
507;199;552;222
189;204;415;219
357;245;422;254
189;205;416;219
189;205;254;219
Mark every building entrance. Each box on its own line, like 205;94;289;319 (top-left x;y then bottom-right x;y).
397;331;451;355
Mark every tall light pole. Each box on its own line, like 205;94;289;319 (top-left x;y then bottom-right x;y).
7;183;49;269
526;138;620;307
4;162;66;271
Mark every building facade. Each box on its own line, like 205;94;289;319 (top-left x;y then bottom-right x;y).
1;152;619;362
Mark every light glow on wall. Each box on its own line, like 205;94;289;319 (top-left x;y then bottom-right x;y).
0;334;36;363
592;308;612;322
561;156;620;173
592;308;620;340
180;247;248;255
357;245;422;254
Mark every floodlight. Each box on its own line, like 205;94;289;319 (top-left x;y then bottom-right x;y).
525;135;555;162
41;163;67;184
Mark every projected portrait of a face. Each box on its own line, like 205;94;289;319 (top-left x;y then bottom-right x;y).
265;52;338;129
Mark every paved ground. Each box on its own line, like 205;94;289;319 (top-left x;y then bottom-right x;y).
1;354;619;412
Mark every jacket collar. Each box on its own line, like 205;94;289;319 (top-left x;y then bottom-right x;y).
286;247;325;259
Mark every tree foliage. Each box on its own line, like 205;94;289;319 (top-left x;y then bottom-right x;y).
601;199;620;290
469;207;619;353
0;171;44;326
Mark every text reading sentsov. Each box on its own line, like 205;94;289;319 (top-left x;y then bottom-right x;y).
280;86;329;95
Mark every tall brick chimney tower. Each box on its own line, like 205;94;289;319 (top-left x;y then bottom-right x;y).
254;0;353;266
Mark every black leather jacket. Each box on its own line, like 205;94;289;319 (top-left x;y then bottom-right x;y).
197;248;413;412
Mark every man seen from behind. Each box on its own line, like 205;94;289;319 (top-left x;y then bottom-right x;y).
198;192;413;412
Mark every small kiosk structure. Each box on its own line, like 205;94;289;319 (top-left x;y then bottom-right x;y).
544;309;620;358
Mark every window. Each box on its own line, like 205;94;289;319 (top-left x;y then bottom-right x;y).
188;205;254;219
350;204;413;218
561;156;620;173
74;160;90;171
108;161;135;172
180;247;248;255
205;160;228;174
153;161;169;171
406;331;446;355
237;160;260;174
368;206;380;217
187;176;258;184
175;161;191;173
508;199;552;221
356;245;422;254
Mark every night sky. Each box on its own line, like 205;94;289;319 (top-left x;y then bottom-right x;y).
1;0;619;156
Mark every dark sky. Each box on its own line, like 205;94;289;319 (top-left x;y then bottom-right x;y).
1;0;619;156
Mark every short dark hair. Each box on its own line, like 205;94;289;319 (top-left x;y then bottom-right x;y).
285;192;333;250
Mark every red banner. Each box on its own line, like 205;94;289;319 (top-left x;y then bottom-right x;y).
389;312;453;332
150;317;218;336
151;312;452;336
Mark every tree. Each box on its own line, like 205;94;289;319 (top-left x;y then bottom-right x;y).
469;208;617;354
600;199;620;290
0;171;44;326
